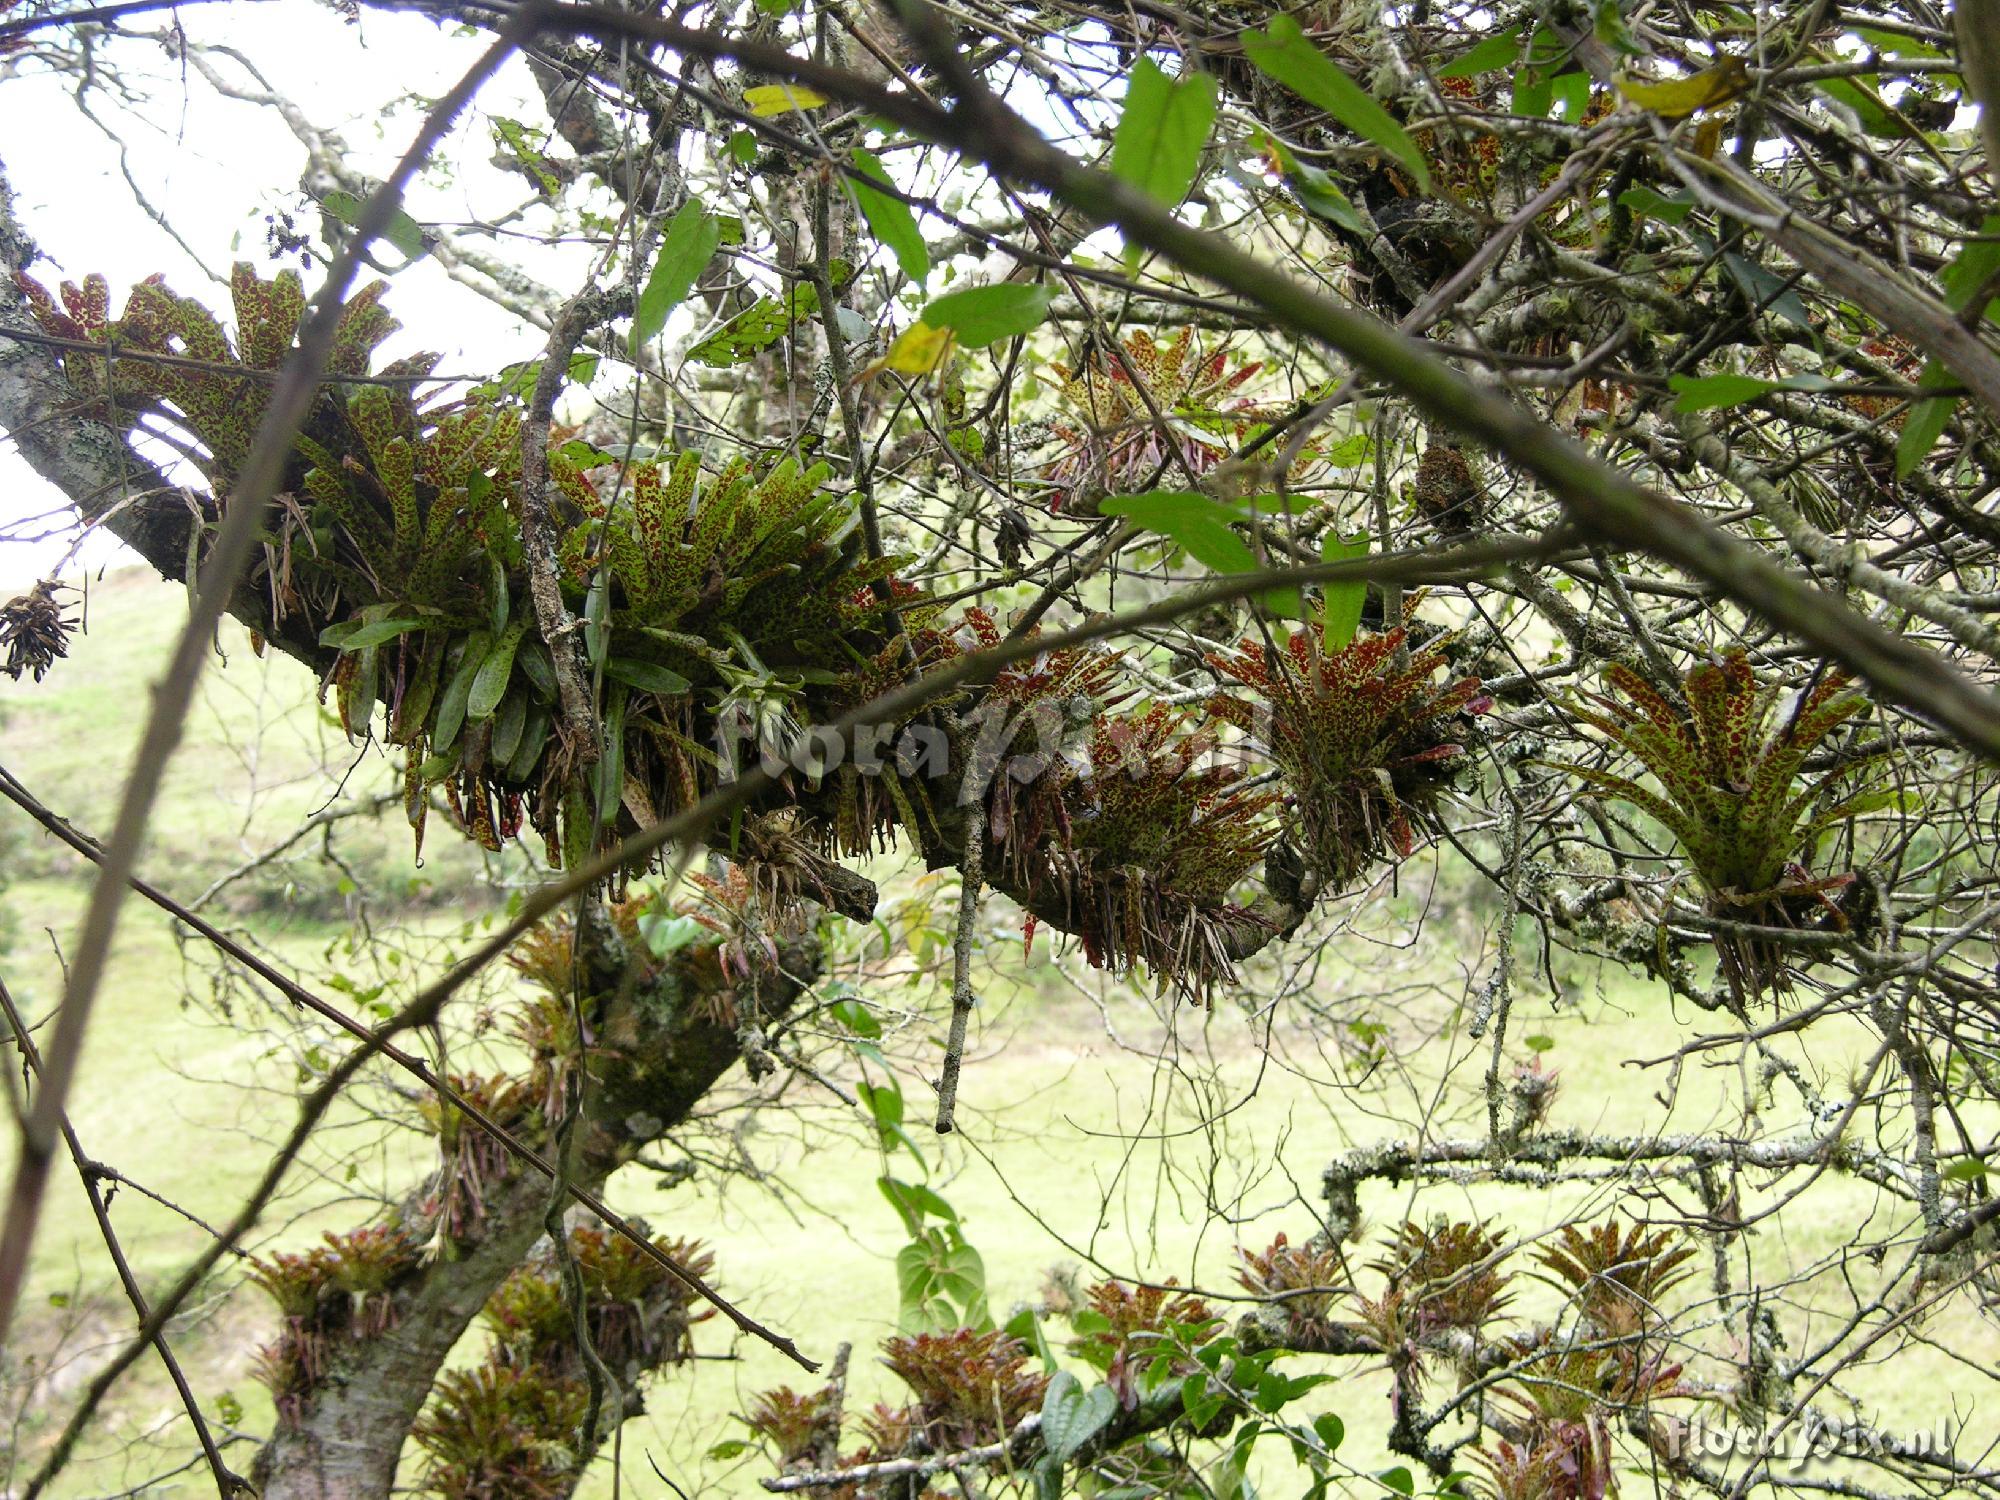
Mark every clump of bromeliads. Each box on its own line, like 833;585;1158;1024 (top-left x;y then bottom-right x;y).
1560;652;1890;1000
411;1223;714;1500
1208;624;1491;896
16;265;909;874
20;267;1500;1010
248;1224;421;1427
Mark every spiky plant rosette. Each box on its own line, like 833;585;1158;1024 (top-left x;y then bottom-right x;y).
1365;1217;1514;1339
1534;1217;1696;1340
879;1327;1049;1451
484;1227;713;1380
742;1384;844;1467
1558;653;1891;999
1005;704;1276;1000
1208;627;1490;892
417;1071;536;1243
411;1362;591;1500
1486;1325;1689;1500
1068;1278;1214;1408
1043;328;1270;513
1234;1231;1349;1341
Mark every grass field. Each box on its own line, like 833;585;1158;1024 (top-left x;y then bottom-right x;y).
2;570;1992;1498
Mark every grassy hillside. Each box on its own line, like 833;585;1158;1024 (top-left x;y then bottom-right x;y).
1;571;1989;1498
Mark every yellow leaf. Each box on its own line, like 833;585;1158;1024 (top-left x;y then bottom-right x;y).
866;321;956;379
744;84;830;116
1614;57;1750;119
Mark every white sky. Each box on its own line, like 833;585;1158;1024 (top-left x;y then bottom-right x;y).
0;4;596;586
0;4;1138;590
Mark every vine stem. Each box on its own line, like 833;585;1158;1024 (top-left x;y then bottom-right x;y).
934;807;985;1133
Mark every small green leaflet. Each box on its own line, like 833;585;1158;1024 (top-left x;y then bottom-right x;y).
1320;530;1370;651
688;284;820;366
917;283;1050;347
849;149;930;285
1552;69;1591;120
471;352;597;401
1257;130;1365;235
319;614;429;650
492;117;559;196
1240;16;1430;191
1940;214;2000;324
1618;185;1694;224
320;189;428;263
1436;28;1519;78
1109;58;1218;211
1668;371;1840;411
630;199;723;354
603;657;693;695
1814;75;1906;139
1101;491;1300;616
1897;361;1958;478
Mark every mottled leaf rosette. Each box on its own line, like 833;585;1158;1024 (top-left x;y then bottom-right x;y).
1208;627;1490;894
1558;654;1890;999
1043;328;1270;513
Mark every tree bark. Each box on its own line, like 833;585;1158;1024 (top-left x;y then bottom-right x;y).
254;936;822;1500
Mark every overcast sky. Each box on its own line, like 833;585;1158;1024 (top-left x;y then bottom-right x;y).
0;4;595;585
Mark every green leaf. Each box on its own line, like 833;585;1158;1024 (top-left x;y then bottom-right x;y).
594;684;627;826
1378;1467;1415;1497
1437;29;1520;78
1723;252;1817;339
918;283;1051;347
432;632;492;754
1258;131;1366;234
1324;431;1374;466
468;618;530;722
1042;1372;1119;1463
1668;371;1839;412
689;283;822;365
880;1175;957;1223
630;199;723;354
1101;491;1299;616
1525;1033;1556;1053
1552;69;1591;120
603;657;693;695
321;188;428;262
829;996;881;1038
744;83;828;115
1110;58;1219;211
1241;16;1429;191
1617;185;1695;224
1944;1158;1989;1182
850;149;930;285
859;1078;905;1131
491;688;528;764
1319;530;1369;651
707;1440;753;1461
319;615;428;650
1255;1369;1291;1412
1617;57;1751;118
640;912;706;957
1940;214;2000;324
1814;74;1904;138
1897;360;1958;478
1312;1412;1345;1453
